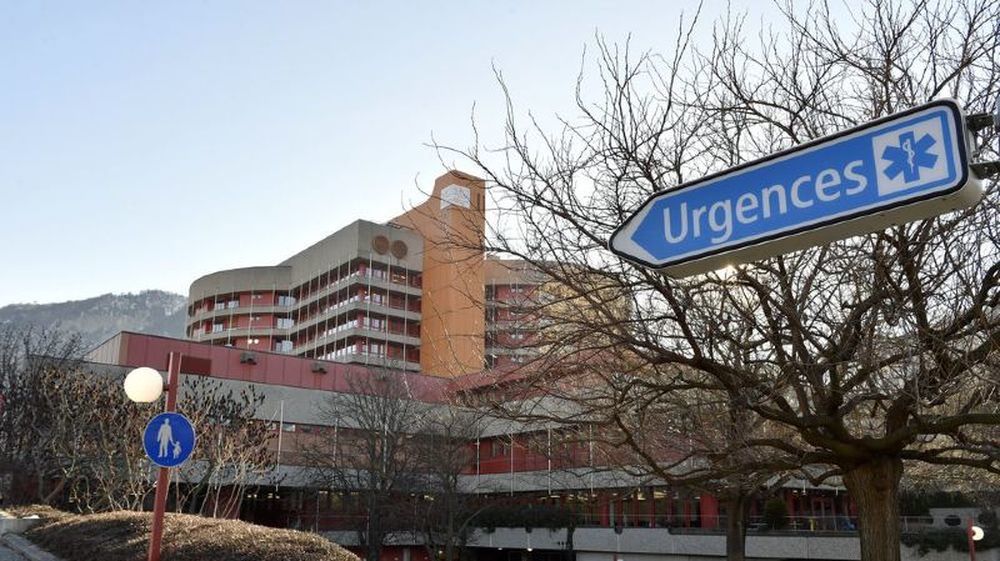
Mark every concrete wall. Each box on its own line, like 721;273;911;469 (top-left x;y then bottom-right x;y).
189;266;293;300
469;528;861;560
0;514;41;536
468;527;999;561
279;220;424;285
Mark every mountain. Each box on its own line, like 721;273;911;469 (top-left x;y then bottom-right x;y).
0;290;187;349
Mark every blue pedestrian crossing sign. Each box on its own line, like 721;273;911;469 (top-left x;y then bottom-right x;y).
143;412;196;468
609;99;983;277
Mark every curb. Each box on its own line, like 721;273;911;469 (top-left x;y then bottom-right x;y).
0;535;64;561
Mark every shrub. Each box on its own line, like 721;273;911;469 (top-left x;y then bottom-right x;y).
4;504;73;523
763;498;788;530
23;509;358;561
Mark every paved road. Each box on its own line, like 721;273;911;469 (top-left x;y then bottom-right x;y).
0;543;25;561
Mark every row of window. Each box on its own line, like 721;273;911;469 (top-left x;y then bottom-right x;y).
296;289;411;328
198;293;297;313
294;263;421;302
315;340;416;362
203;317;294;333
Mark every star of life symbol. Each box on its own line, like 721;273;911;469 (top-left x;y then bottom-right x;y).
871;117;949;197
881;131;938;183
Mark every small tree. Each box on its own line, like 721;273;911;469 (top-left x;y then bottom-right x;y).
0;326;89;505
177;375;275;518
763;498;788;531
412;405;489;561
302;370;427;561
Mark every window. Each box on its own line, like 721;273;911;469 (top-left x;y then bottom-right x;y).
362;341;386;356
277;295;296;307
364;291;385;305
212;323;224;333
227;300;239;309
324;343;357;361
274;340;293;353
490;439;511;458
276;317;294;329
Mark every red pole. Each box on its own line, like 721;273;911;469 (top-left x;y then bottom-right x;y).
147;352;181;561
968;517;976;561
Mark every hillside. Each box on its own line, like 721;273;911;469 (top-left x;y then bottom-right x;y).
0;290;187;348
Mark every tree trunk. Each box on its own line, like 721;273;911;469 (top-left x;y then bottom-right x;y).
724;494;750;561
42;477;67;505
564;525;575;561
842;458;903;561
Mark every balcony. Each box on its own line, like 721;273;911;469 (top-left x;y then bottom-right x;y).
188;305;291;324
295;328;420;356
325;351;420;372
193;326;285;342
294;274;421;311
289;300;421;335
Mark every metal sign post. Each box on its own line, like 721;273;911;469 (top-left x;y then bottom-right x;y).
139;353;197;561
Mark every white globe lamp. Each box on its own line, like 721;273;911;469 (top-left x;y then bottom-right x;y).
123;366;164;403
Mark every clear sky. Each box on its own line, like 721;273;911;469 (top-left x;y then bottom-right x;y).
0;1;785;306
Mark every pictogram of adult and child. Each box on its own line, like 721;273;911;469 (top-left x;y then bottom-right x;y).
155;417;184;460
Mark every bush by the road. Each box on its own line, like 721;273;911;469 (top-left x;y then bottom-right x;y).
17;507;358;561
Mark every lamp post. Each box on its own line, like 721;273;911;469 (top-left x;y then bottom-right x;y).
968;518;985;561
123;352;182;561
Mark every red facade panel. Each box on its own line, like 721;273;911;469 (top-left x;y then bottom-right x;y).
113;332;450;402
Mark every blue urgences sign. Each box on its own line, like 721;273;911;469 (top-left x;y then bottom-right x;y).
609;99;982;276
143;412;196;468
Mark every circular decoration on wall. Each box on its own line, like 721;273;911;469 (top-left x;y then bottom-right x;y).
391;240;408;259
372;235;389;254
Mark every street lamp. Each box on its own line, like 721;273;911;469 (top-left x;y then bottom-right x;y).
123;367;164;403
123;352;182;561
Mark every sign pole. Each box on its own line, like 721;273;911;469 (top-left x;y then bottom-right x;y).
147;352;181;561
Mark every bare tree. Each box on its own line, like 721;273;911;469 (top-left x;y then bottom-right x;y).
0;326;89;504
412;405;489;561
303;371;428;561
177;375;275;518
434;2;1000;560
0;326;276;515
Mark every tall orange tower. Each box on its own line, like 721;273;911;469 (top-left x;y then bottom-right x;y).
392;171;486;377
